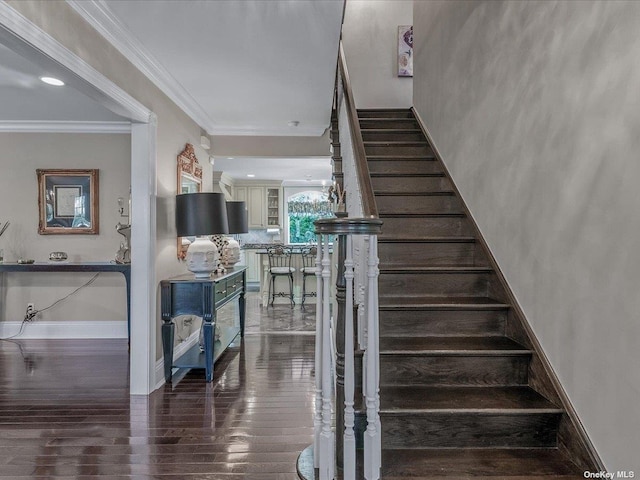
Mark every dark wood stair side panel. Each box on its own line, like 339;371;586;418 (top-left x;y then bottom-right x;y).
358;109;413;118
367;158;441;174
376;194;463;214
379;270;492;297
381;412;562;448
380;448;585;478
378;240;485;267
379;309;507;337
371;174;451;192
379;215;474;238
380;355;530;386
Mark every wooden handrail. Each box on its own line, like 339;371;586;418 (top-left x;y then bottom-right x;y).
337;41;378;218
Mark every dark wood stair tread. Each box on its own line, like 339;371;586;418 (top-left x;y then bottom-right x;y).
371;172;445;177
380;336;529;354
380;448;584;478
375;190;455;196
380;386;559;412
367;155;435;160
379;213;466;218
361;128;423;133
379;236;476;243
380;266;493;273
379;296;511;309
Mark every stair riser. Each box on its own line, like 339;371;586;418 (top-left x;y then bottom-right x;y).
368;159;441;175
371;176;451;192
379;216;473;238
365;143;433;156
380;355;529;386
362;131;424;142
358;110;414;118
379;242;480;267
332;158;342;172
332;144;341;157
380;272;491;296
382;413;561;448
377;195;462;214
379;310;507;337
360;119;418;129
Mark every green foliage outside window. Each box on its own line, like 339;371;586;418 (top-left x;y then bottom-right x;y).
288;191;333;244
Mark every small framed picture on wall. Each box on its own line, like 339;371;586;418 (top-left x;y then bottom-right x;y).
37;169;99;235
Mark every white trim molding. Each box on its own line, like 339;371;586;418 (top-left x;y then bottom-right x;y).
0;320;127;339
0;120;131;134
66;0;213;133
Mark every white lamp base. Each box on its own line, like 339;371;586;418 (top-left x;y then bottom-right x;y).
222;237;241;268
185;236;219;278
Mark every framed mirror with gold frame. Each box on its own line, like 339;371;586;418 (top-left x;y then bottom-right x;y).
177;143;202;260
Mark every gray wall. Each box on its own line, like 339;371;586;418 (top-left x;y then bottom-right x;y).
0;132;130;326
413;0;640;471
342;0;413;108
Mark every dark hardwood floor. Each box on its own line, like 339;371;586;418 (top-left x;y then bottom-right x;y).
0;293;316;479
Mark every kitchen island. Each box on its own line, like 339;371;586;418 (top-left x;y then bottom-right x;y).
241;244;329;306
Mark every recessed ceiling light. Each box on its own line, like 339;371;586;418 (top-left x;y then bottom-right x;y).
287;120;300;127
247;174;255;178
227;157;234;160
40;76;65;86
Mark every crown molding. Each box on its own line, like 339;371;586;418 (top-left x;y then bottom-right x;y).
0;120;131;133
66;0;214;133
0;2;151;123
209;124;326;137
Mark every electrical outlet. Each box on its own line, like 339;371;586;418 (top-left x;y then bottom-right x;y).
27;303;35;314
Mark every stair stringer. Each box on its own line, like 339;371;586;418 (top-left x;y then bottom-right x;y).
411;106;603;472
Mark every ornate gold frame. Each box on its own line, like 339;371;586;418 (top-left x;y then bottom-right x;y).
177;143;202;259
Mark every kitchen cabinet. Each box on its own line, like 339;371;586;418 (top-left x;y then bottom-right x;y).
233;183;282;229
243;250;261;283
248;186;266;228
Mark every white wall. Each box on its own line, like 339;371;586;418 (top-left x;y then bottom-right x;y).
0;132;130;328
7;1;212;360
413;0;640;471
342;0;413;108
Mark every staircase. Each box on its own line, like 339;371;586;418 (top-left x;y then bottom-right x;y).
359;108;590;478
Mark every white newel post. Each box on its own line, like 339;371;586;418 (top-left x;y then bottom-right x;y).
313;239;323;469
364;233;381;480
319;234;335;480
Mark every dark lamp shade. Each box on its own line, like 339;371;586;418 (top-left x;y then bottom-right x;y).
226;201;249;234
176;193;228;237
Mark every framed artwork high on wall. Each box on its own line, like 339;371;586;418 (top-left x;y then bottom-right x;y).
398;25;413;77
37;169;99;235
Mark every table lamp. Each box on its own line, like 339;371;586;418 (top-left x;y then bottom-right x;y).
176;192;228;278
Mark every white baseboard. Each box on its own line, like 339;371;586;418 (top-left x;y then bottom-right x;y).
153;330;200;390
0;320;127;339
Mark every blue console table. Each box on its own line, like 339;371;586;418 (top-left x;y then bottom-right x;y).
160;267;246;383
0;262;131;338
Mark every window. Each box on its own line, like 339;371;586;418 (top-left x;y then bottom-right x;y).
286;190;333;244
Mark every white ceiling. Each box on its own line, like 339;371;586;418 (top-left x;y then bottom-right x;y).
0;1;340;182
0;43;126;124
69;0;345;136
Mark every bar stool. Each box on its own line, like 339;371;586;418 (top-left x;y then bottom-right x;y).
266;246;295;307
300;246;318;307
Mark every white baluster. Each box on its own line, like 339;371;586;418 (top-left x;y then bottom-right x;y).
313;235;323;468
364;234;381;480
343;235;356;480
319;234;335;480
